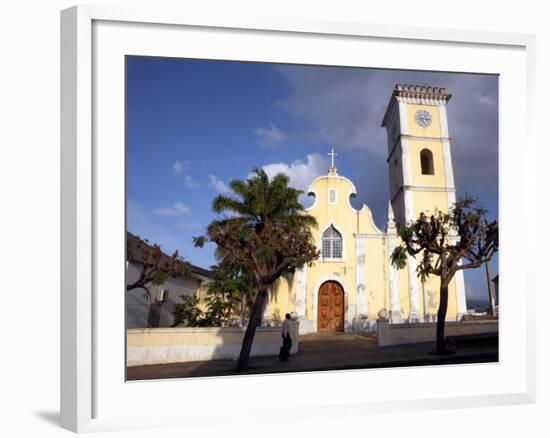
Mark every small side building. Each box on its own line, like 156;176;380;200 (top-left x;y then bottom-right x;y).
126;232;212;328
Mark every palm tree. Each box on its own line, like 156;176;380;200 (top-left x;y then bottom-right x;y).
195;168;319;371
212;168;317;229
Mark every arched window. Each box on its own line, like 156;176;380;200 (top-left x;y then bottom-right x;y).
420;149;434;175
322;225;342;259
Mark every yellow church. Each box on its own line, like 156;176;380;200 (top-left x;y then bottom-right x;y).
264;84;467;334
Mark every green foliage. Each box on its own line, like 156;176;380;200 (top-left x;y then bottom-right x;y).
210;168;318;229
390;194;498;283
192;167;320;371
193;235;206;248
194;167;320;290
172;296;206;327
390;194;499;354
171;261;255;327
390;245;408;270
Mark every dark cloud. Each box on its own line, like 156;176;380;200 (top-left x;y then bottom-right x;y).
272;65;498;301
274;65;499;227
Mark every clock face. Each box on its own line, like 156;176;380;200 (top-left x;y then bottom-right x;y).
415;109;432;128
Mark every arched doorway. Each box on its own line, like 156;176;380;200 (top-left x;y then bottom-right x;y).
317;281;344;332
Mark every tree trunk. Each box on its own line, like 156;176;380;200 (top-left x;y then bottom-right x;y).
436;282;449;354
485;260;497;317
236;287;268;372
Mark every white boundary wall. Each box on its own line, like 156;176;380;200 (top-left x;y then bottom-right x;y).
127;322;299;366
377;320;498;347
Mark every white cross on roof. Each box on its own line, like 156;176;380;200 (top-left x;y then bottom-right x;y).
328;148;337;168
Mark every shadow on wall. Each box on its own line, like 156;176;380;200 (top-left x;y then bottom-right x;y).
126;321;300;379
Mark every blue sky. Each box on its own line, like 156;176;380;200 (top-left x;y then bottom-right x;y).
126;56;499;304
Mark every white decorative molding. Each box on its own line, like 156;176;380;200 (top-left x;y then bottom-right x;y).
404;187;415;225
441;139;456;190
354;233;387;239
355;235;368;318
454;263;467;319
438;104;450;138
295;265;307;319
387;230;402;324
391;185;457;202
381;84;451;129
407;185;456;192
402;134;452;142
386;200;396;229
401;137;413;187
406;255;422;322
395;84;451;105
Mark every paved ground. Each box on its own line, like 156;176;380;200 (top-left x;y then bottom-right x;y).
127;332;498;381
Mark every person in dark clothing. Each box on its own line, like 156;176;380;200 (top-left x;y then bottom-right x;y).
279;313;292;361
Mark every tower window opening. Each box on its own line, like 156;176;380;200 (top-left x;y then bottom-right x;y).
420;149;434;175
321;225;343;259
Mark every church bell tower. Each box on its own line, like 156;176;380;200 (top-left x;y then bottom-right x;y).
381;84;467;322
381;84;456;226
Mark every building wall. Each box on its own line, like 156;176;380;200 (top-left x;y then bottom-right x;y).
265;88;467;330
266;172;390;332
408;139;447;189
126;261;204;328
264;170;463;329
363;236;390;320
377;320;498;347
127;322;300;365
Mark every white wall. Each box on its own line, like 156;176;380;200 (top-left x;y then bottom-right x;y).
1;1;547;438
126;261;203;328
377;320;498;347
127;323;300;365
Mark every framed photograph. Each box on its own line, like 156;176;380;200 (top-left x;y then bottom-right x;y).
61;5;536;433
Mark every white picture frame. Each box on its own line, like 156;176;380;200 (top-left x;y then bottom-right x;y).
60;4;536;433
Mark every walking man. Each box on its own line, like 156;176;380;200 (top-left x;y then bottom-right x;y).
279;313;292;361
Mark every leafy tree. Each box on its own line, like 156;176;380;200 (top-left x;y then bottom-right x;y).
194;168;319;371
172;296;206;327
126;234;191;299
206;261;254;326
171;262;253;328
390;196;498;354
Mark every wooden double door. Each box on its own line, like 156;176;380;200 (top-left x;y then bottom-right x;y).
317;281;344;332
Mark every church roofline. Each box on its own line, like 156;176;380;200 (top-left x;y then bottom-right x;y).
381;84;452;127
305;174;385;235
306;174;358;205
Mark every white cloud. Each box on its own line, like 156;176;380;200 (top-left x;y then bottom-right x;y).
153;202;191;216
478;94;494;106
152;207;178;216
174;202;190;214
127;199;181;254
255;123;285;147
208;174;230;193
177;221;201;230
173;160;190;174
184;175;198;188
260;153;326;192
260;153;327;206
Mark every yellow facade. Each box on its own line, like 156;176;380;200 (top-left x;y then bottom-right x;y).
265;84;467;334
